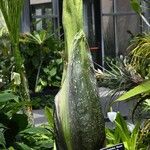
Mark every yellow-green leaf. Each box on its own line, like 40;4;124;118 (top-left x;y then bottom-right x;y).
116;80;150;102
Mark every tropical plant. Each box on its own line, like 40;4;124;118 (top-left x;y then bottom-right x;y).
129;0;150;78
0;0;33;123
128;33;150;78
20;30;63;92
54;0;105;149
18;126;54;150
113;80;150;149
116;80;150;102
0;91;54;150
114;79;150;117
106;112;140;150
129;0;150;77
96;56;143;90
0;90;27;149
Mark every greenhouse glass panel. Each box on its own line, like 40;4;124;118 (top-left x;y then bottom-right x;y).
35;9;42;30
30;0;59;32
117;15;141;55
116;0;135;12
101;0;140;58
102;0;113;13
102;16;115;58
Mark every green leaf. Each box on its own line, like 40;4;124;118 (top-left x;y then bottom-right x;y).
116;80;150;102
32;56;40;67
115;113;130;138
40;79;47;86
20;127;51;136
130;122;140;150
35;140;54;149
115;113;130;140
56;76;61;80
44;106;54;130
0;123;6;130
105;128;115;142
115;121;129;149
113;126;121;144
43;68;49;73
8;147;15;150
0;131;6;148
11;114;28;132
56;58;62;64
0;91;18;103
11;72;21;85
16;142;33;150
130;0;142;14
49;68;57;77
35;85;43;93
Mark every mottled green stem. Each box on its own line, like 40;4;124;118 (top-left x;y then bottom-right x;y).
14;43;34;124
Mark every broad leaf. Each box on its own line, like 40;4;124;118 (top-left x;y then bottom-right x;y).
11;114;28;132
16;142;33;150
49;67;57;77
20;127;51;136
0;91;18;103
115;113;130;140
8;147;15;150
0;131;6;148
44;106;54;130
116;80;150;101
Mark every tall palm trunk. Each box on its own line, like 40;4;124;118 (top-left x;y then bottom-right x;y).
54;0;105;149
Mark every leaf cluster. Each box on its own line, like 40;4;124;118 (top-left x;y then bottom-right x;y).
106;112;141;150
20;30;64;92
0;90;54;150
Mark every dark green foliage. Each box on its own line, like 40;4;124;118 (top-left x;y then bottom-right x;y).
31;94;55;109
20;30;64;92
0;90;54;150
0;28;64;92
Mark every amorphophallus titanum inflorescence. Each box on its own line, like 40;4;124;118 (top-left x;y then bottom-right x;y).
54;0;105;149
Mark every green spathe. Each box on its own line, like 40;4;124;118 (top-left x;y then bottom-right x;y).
54;0;105;149
55;31;105;149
